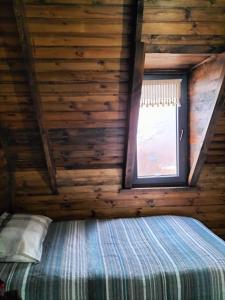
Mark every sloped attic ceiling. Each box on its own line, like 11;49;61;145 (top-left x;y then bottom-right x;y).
142;0;225;53
0;0;224;239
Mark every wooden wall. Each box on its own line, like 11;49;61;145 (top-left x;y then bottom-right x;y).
189;54;225;183
0;0;225;239
142;0;225;53
0;140;11;213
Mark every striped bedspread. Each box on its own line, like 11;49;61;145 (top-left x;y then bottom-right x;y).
1;216;225;300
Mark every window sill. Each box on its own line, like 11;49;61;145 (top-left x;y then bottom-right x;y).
120;186;199;194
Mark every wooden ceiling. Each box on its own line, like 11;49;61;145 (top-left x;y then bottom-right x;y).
144;53;211;70
142;0;225;53
0;0;224;239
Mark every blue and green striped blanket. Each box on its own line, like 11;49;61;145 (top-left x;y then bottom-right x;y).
1;216;225;300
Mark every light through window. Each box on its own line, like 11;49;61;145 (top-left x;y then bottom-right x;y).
133;74;188;187
137;105;178;178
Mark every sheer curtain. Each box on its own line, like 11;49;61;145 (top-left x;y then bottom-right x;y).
140;79;182;107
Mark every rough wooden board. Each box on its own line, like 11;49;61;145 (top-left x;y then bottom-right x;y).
189;53;225;185
144;53;211;70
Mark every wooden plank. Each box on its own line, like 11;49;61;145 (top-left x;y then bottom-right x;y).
0;71;27;82
32;35;130;47
2;120;126;130
0;83;29;95
41;101;127;112
34;59;129;72
49;127;125;140
144;0;225;8
40;94;128;103
54;149;124;159
0;47;23;59
0;45;129;60
0;36;20;47
142;22;225;36
26;5;133;20
144;44;225;54
189;53;225;185
0;112;123;125
35;71;129;83
45;111;125;121
0;83;128;95
144;53;210;70
0;20;18;33
0;61;25;72
24;0;134;4
38;82;128;94
28;21;132;34
0;103;33;113
143;8;225;22
13;0;58;194
33;47;130;59
124;0;144;188
142;35;225;46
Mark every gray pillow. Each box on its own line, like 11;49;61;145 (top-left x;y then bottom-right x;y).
0;214;52;263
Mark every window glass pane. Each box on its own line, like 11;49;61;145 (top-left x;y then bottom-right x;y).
136;105;178;178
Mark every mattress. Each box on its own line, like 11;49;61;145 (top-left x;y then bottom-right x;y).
0;215;225;300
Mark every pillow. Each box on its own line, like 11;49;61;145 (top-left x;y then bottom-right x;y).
0;214;52;263
0;212;10;227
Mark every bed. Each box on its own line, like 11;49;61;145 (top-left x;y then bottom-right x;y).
0;215;225;300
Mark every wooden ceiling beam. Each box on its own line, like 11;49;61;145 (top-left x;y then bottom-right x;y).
13;0;58;194
124;0;145;188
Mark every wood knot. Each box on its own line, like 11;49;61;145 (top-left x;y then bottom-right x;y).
146;199;155;207
136;209;142;216
184;8;191;21
97;60;104;65
75;51;83;58
104;200;115;208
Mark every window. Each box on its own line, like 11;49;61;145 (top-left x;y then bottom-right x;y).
129;73;188;188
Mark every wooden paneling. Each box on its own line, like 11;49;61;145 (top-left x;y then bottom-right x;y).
0;135;14;213
13;164;225;230
0;0;45;171
0;144;10;212
142;0;225;53
26;5;133;20
206;105;225;164
24;0;134;4
189;53;225;184
144;53;210;70
0;0;225;241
